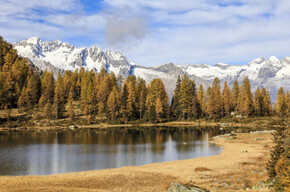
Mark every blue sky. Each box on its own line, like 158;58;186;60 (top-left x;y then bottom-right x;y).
1;0;290;66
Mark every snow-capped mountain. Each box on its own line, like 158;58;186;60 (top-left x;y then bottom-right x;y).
13;37;290;101
14;37;134;77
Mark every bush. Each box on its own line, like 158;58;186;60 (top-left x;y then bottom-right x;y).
195;167;211;172
267;120;289;191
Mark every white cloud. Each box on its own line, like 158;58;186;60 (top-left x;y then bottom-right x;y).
1;0;290;67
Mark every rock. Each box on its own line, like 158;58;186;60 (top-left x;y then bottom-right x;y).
226;136;235;140
213;135;223;139
69;125;78;129
220;123;227;127
166;183;208;192
257;180;265;185
254;137;262;141
250;130;275;134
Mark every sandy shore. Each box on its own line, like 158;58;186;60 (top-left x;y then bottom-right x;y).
0;133;273;192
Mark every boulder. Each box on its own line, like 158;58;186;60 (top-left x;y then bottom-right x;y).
166;183;208;192
69;125;78;129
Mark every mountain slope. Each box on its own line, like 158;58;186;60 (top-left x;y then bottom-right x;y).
13;37;290;100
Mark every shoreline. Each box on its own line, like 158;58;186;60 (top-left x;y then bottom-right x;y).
0;132;273;191
0;120;285;132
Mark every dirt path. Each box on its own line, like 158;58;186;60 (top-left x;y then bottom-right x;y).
0;133;273;192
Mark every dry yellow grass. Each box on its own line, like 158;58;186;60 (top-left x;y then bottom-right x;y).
0;133;273;192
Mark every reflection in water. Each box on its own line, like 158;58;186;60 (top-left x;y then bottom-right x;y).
0;127;222;175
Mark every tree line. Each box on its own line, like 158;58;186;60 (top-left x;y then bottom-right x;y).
1;36;290;123
171;75;289;120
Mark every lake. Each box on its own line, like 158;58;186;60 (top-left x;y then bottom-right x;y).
0;127;223;175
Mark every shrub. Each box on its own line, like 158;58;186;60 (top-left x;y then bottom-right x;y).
195;167;211;172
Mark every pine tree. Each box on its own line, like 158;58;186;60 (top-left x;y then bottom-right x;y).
4;72;17;107
196;84;206;117
156;97;163;122
11;59;29;90
4;104;11;122
117;75;124;91
41;70;55;105
148;105;156;123
207;77;222;119
63;70;72;99
275;87;286;117
267;126;288;178
3;52;16;72
231;79;240;112
285;91;290;117
120;83;129;122
147;78;169;119
0;72;5;108
18;87;26;109
136;78;147;119
76;76;81;99
67;87;75;120
179;74;196;119
96;74;111;110
261;88;272;116
171;75;182;119
205;86;211;117
38;94;45;107
238;77;253;116
25;74;38;108
126;81;137;120
107;86;120;121
222;81;231;116
53;71;65;119
98;101;105;120
254;87;263;116
44;102;52;119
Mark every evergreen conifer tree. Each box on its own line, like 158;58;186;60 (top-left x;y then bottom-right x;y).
156;97;163;122
238;77;253;116
171;75;182;119
222;81;231;116
107;86;120;120
231;79;240;112
196;84;206;117
53;71;65;119
67;87;75;120
276;87;286;117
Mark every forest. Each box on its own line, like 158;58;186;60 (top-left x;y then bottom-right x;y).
0;36;290;124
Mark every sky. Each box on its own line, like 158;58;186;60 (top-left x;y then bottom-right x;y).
1;0;290;67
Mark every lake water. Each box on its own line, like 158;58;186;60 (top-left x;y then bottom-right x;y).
0;127;223;175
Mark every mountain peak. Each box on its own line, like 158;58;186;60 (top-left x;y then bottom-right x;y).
269;56;279;62
25;36;40;45
282;56;290;63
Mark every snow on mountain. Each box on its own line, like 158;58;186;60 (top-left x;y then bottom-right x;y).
13;37;134;77
13;37;290;101
184;56;290;100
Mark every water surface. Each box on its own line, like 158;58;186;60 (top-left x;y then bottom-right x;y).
0;127;222;175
